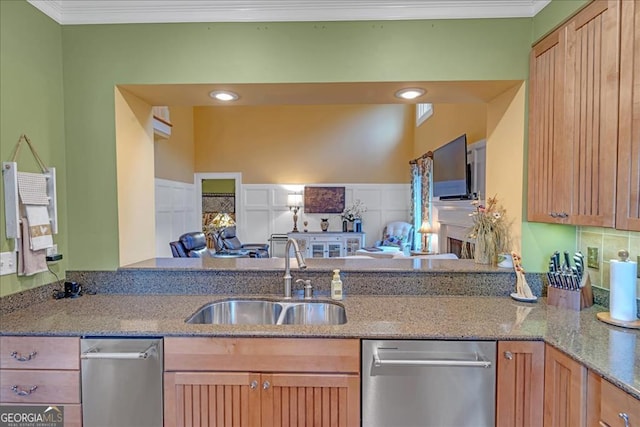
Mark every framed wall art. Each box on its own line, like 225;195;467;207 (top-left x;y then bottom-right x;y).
304;186;345;213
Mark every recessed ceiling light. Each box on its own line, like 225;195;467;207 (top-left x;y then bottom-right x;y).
395;88;425;100
209;90;239;102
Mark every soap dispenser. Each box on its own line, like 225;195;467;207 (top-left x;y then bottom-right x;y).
331;269;343;300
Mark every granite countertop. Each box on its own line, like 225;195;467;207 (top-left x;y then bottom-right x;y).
1;293;638;399
121;257;513;273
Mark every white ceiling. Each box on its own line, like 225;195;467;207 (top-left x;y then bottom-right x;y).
28;0;551;25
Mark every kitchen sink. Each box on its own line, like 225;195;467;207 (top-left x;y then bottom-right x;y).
280;302;347;325
186;300;282;325
186;299;346;325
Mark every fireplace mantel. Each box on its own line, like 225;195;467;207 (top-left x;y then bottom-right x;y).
432;199;476;255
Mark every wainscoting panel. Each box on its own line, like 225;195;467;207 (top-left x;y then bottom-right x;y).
240;184;411;250
155;178;198;257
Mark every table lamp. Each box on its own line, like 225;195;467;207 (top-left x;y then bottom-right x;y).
287;194;303;232
418;220;433;253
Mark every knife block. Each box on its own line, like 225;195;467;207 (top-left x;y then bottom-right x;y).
547;273;594;311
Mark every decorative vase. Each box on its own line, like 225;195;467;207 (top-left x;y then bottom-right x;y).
346;220;354;232
342;220;348;232
320;218;329;232
354;219;362;233
473;230;494;265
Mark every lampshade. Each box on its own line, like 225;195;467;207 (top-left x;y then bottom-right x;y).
418;221;433;234
210;212;235;230
287;193;303;207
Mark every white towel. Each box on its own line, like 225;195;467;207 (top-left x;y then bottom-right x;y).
24;205;53;250
17;217;48;276
17;171;53;250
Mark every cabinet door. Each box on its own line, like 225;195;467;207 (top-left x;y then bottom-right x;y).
616;0;640;231
496;341;544;427
310;243;326;258
565;0;620;227
164;372;261;427
261;373;359;427
544;344;587;427
327;243;342;258
528;26;572;223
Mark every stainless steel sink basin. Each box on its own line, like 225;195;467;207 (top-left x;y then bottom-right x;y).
186;299;282;325
280;302;347;325
186;299;346;325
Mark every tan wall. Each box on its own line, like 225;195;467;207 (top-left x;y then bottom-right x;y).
414;104;487;155
154;106;195;183
115;88;157;265
193;104;414;184
486;83;526;252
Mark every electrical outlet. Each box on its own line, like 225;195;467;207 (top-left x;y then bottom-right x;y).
587;247;599;269
46;244;58;257
0;252;17;275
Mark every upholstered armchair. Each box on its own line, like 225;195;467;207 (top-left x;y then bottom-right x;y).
215;226;270;258
170;232;211;258
375;221;414;254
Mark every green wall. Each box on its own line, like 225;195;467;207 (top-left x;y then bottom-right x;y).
202;179;235;194
0;1;67;296
61;18;533;270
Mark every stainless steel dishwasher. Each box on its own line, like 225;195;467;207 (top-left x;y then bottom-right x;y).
362;340;496;427
81;338;163;427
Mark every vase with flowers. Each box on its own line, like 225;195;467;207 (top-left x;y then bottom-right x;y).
463;195;512;265
341;200;367;232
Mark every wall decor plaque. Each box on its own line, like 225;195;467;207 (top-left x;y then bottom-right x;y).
304;186;345;213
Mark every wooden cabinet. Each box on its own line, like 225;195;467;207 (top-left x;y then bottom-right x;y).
164;337;360;427
544;344;588;427
600;377;640;427
528;24;572;223
288;232;365;258
528;0;621;227
496;341;545;427
616;0;640;231
0;336;82;427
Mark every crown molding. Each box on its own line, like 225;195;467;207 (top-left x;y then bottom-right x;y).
27;0;551;25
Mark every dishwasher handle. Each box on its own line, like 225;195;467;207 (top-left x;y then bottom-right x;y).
81;343;157;360
373;348;492;368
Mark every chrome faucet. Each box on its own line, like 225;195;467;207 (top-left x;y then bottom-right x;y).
284;238;307;298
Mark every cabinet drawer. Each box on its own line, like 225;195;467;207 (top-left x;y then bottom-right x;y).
165;337;360;373
0;337;80;370
0;370;80;404
600;379;640;426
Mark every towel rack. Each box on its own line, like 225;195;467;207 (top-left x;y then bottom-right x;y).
2;135;58;239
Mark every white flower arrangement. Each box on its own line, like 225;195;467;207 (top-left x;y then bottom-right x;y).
341;199;367;221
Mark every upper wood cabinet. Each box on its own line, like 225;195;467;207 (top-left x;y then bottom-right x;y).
528;0;623;228
616;0;640;231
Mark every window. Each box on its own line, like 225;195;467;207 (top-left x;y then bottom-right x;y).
416;103;433;127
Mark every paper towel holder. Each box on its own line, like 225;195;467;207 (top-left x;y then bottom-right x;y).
596;249;640;329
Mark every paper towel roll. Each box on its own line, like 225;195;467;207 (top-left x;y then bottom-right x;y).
610;259;638;321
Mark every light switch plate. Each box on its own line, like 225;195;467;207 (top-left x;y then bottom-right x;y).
0;252;17;275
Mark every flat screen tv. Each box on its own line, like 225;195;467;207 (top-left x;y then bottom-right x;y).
432;134;470;199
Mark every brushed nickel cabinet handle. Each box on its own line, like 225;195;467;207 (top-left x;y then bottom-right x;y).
619;413;630;427
11;385;37;396
504;351;513;360
10;351;37;362
250;380;258;390
263;381;271;390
